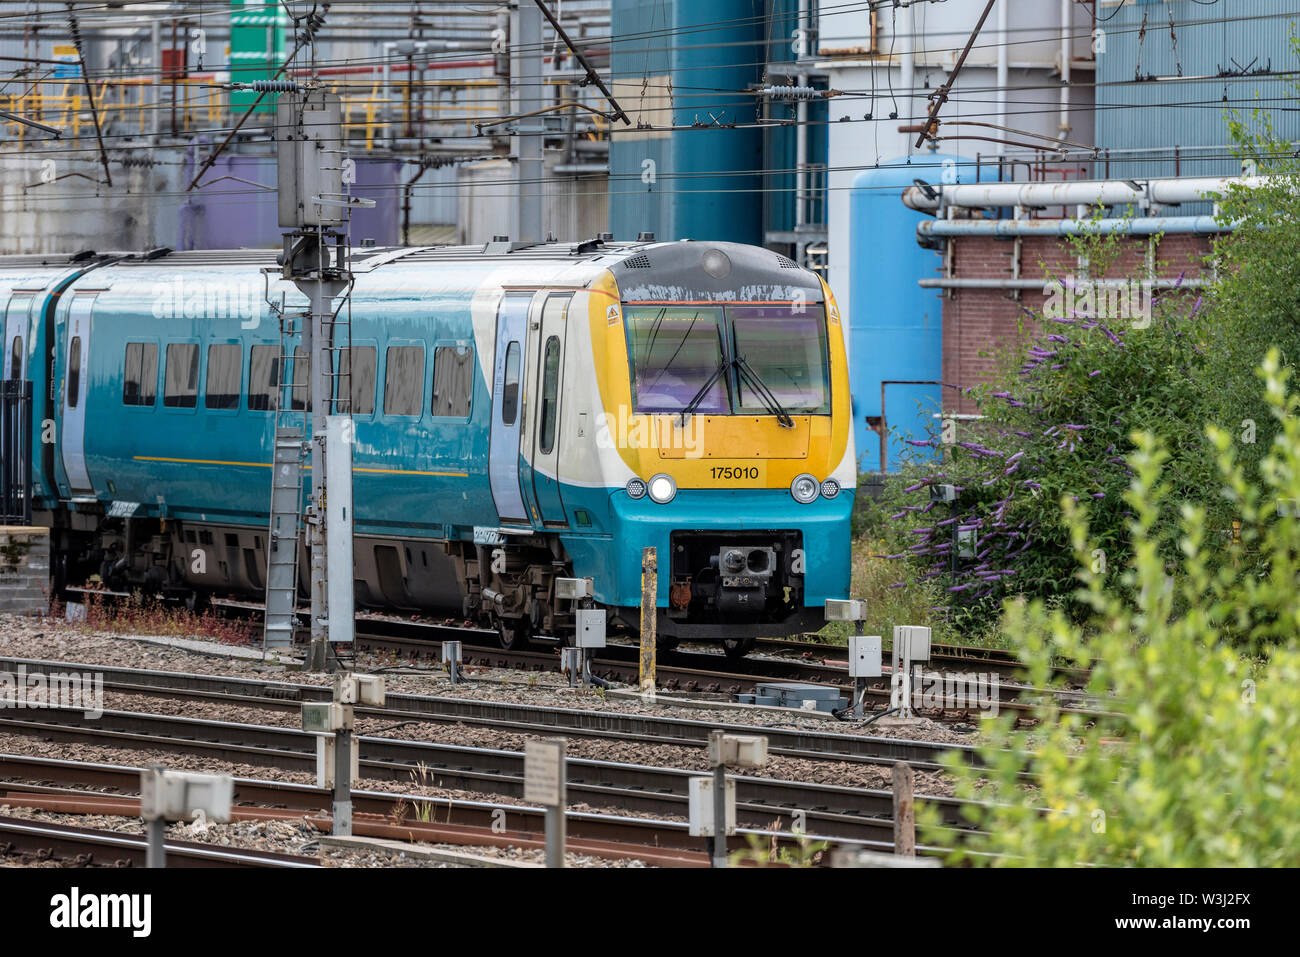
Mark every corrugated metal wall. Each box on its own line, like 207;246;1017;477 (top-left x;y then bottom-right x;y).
1096;0;1300;178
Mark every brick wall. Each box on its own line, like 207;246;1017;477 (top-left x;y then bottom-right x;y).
0;526;50;616
939;232;1214;414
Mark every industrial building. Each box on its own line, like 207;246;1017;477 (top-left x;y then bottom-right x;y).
3;1;1296;473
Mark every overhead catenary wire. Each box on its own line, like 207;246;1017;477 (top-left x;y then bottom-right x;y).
1;1;1295;204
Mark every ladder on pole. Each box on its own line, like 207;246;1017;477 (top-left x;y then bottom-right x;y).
263;307;307;650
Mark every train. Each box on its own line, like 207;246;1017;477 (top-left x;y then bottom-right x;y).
0;238;854;656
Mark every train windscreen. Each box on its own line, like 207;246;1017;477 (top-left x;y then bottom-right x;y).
625;303;830;416
729;305;830;414
625;305;727;413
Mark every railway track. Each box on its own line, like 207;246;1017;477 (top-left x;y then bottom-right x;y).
0;654;983;768
70;591;1107;719
0;813;320;868
0;698;980;846
334;614;1110;718
750;635;1093;685
0;754;965;865
351;628;1111;719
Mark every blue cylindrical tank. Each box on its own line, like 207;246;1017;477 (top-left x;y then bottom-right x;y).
849;155;979;473
609;0;763;244
668;0;763;243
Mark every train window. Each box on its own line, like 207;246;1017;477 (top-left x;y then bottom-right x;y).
501;341;520;425
538;336;560;454
123;342;157;406
624;306;727;413
340;346;376;415
67;336;82;408
9;337;19;380
248;345;279;411
163;343;199;408
432;345;473;417
205;344;242;410
383;345;424;416
729;305;830;414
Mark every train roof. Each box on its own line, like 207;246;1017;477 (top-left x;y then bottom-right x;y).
0;239;655;273
0;240;826;302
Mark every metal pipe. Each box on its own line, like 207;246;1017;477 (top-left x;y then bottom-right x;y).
382;41;394;116
903;175;1269;211
795;0;810;229
918;277;1210;290
996;0;1008;155
513;1;544;243
1059;0;1071;141
898;3;914;127
150;19;160;139
918;216;1230;238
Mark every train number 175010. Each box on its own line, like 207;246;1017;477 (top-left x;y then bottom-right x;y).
710;466;762;482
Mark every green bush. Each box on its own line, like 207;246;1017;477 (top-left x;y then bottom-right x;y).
925;354;1300;866
883;226;1218;628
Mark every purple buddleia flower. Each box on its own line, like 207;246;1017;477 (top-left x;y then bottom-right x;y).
1089;369;1101;377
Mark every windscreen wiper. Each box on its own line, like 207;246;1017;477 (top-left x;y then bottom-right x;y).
735;355;796;428
678;359;729;424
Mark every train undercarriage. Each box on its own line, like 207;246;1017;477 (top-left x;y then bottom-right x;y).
39;510;819;657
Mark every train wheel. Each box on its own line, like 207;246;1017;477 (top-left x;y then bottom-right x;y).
722;636;755;660
497;616;533;651
656;635;680;653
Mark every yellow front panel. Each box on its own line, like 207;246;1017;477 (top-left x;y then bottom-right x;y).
587;268;853;489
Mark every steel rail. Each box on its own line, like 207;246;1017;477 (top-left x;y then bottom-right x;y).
0;704;977;844
0;655;985;767
0;753;968;862
0;814;319;867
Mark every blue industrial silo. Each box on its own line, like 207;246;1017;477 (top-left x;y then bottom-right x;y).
609;0;763;244
849;155;978;473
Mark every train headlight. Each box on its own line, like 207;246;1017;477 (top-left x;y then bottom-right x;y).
648;473;677;504
626;478;648;499
820;479;841;500
790;473;819;504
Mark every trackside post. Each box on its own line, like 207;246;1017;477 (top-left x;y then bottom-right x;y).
639;547;657;695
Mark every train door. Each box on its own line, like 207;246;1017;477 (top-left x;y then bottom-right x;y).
2;294;32;381
60;292;97;494
527;294;570;526
488;293;532;525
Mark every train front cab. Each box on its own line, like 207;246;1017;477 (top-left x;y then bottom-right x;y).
581;242;855;653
